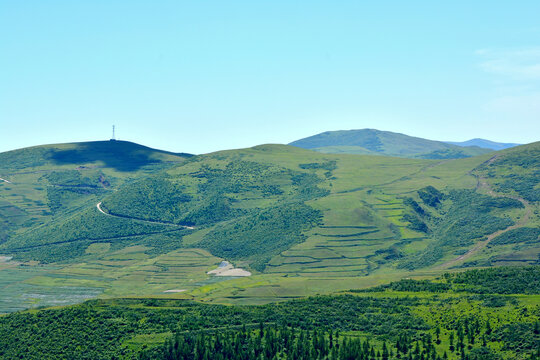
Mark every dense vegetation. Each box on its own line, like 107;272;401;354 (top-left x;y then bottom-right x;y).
102;160;329;227
0;295;427;359
443;266;540;294
490;227;540;246
1;206;183;263
359;266;540;295
400;188;522;270
143;325;400;360
200;202;322;271
477;145;540;202
96;159;330;270
101;175;193;224
1;266;539;359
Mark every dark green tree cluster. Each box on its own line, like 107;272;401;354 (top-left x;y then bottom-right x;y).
443;265;540;294
0;274;539;359
355;279;451;293
101;175;192;224
360;266;540;295
417;186;444;207
489;227;540;246
200;202;322;271
143;325;398;360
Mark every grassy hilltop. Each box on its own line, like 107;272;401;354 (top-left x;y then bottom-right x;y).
0;139;538;310
0;140;191;311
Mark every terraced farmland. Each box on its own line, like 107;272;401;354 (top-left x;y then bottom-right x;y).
0;141;538;310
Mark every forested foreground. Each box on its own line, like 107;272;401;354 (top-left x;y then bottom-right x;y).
0;266;539;359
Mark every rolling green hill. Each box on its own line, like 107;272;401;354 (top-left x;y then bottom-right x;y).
289;129;493;158
0;140;538;312
0;140;192;311
0;140;191;239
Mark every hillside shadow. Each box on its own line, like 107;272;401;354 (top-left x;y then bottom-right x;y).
48;141;164;172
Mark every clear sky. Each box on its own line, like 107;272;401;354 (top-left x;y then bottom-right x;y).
1;1;539;154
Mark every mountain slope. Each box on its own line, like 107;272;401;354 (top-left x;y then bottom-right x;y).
289;129;492;158
446;138;521;150
0;140;191;248
0;140;538;310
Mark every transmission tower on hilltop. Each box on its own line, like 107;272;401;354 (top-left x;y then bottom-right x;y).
111;125;116;141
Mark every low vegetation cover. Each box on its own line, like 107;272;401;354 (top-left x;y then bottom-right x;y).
0;266;539;359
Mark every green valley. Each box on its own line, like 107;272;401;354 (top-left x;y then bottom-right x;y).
0;139;538;311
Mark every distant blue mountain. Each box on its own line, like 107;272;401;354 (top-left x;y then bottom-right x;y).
289;129;493;159
445;138;521;151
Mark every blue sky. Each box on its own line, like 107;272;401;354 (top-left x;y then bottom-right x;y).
1;1;539;154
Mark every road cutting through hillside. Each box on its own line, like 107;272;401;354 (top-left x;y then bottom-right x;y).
96;202;195;229
436;175;531;270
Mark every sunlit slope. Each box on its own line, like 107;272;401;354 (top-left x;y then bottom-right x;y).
468;141;540;267
290;129;492;158
0;140;191;248
9;143;527;268
1;142;537;306
6;142;536;273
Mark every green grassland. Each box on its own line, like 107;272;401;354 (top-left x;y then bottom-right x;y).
0;140;538;311
0;266;539;359
0;140;190;244
0;140;193;312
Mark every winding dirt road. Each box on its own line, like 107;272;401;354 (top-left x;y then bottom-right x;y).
435;170;531;270
96;202;194;229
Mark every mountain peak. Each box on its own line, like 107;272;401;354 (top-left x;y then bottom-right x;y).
289;129;492;159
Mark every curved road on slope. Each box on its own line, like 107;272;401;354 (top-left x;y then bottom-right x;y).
96;202;195;230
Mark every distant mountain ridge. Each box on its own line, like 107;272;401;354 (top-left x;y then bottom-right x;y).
289;129;492;159
445;138;520;151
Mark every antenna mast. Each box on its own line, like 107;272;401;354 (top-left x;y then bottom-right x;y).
111;125;116;141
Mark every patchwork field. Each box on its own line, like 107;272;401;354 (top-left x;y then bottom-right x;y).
0;141;538;311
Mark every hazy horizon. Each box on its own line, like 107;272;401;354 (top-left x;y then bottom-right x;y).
2;1;539;154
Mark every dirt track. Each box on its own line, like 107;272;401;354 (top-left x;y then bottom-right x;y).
435;171;531;270
96;202;194;229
